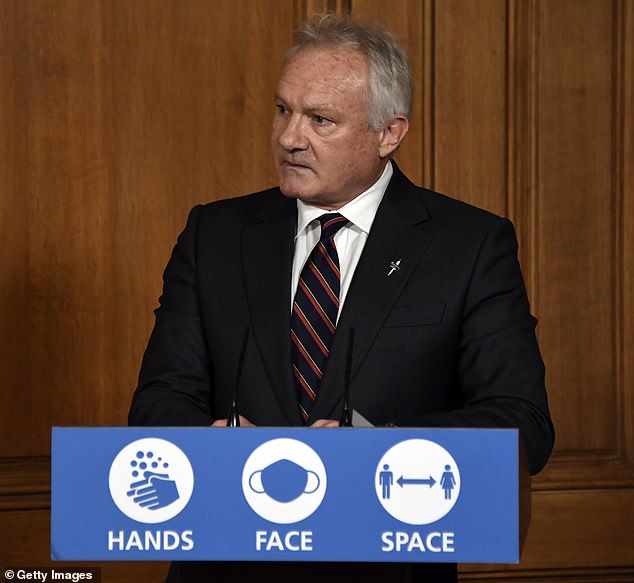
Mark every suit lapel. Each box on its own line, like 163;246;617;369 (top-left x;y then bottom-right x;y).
241;192;303;426
308;167;433;423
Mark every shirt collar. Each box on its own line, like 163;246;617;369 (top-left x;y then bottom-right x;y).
295;160;393;239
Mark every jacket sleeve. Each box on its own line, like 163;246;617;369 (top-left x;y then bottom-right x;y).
128;205;215;426
417;217;555;474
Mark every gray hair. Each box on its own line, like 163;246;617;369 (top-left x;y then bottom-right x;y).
284;14;413;131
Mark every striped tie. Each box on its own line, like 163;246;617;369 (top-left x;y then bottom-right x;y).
291;213;349;423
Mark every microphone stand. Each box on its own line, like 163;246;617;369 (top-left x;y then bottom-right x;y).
227;327;249;427
339;328;354;427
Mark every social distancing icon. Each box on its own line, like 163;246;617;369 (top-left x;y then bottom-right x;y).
375;439;460;525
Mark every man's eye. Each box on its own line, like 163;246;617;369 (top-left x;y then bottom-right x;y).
314;115;329;124
275;104;287;114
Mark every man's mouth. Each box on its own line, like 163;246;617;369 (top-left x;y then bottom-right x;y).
282;160;312;171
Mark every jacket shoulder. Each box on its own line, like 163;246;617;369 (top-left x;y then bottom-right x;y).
421;188;508;230
196;187;285;222
389;164;509;235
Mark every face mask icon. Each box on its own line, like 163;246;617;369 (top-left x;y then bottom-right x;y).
248;458;320;503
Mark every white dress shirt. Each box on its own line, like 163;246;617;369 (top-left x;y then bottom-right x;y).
291;161;393;321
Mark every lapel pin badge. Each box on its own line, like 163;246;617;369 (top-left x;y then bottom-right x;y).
387;259;402;276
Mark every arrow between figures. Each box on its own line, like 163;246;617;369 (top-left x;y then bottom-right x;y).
397;475;436;488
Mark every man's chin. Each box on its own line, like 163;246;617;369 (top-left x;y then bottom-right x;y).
280;189;343;210
279;182;313;201
278;180;342;208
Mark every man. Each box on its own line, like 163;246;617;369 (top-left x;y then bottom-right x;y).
129;14;554;582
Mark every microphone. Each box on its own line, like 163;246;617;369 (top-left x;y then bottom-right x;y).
227;327;249;427
339;328;355;427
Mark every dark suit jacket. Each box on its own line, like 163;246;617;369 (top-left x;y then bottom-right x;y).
129;164;554;582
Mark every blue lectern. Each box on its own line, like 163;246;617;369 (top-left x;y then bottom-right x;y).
51;427;530;563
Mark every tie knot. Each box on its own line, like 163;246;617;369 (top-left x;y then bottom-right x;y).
318;213;348;242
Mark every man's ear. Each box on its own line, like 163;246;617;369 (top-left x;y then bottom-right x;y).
378;116;409;158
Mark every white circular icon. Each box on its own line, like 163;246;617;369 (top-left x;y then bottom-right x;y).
109;438;194;524
242;438;327;524
375;439;460;525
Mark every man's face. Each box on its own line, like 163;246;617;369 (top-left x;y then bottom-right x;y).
272;46;386;210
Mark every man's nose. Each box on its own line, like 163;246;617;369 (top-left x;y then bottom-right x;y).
277;115;308;151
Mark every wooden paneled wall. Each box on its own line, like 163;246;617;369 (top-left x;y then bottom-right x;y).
1;1;632;581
